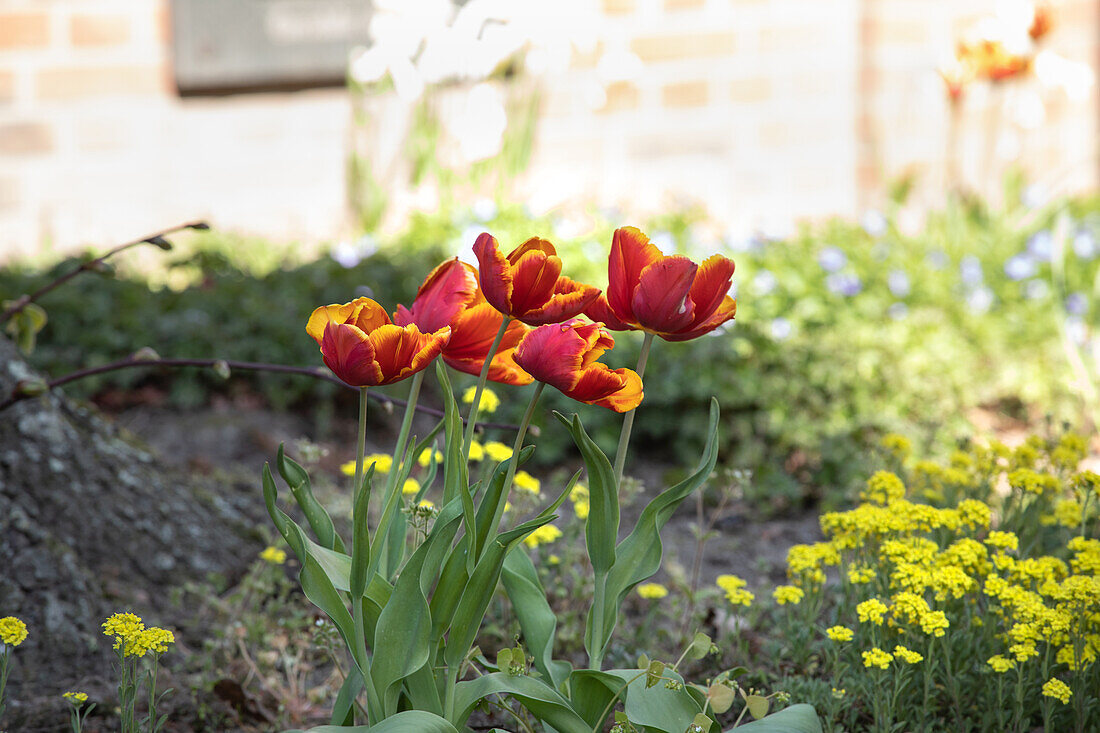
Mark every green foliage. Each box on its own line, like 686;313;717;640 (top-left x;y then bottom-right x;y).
260;366;813;731
6;191;1098;510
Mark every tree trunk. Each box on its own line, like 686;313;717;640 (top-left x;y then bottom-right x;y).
0;335;265;729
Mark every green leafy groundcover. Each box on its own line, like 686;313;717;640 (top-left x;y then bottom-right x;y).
4;193;1099;508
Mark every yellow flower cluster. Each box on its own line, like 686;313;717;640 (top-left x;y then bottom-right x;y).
402;478;421;495
570;483;590;520
468;440;485;462
637;583;669;600
417;448;444;467
462;385;500;413
102;612;175;658
523;524;562;549
340;453;392;476
717;574;754;607
1041;677;1072;704
856;598;888;626
63;691;89;703
786;430;1100;724
259;546;287;565
773;585;804;605
862;647;893;669
514;471;541;495
0;616;28;647
484;441;513;463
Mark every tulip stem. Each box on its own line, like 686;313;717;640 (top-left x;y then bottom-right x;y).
371;370;425;579
353;386;369;495
462;316;511;463
489;381;545;548
612;332;655;487
350;385;376;724
390;369;425;484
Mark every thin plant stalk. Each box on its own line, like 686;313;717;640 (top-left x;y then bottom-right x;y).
368;377;424;578
350;386;373;725
462;317;511;463
612;332;655;487
487;382;546;546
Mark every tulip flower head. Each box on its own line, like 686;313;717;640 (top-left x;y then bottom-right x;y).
307;297;450;387
473;233;600;326
393;258;532;385
514;320;643;412
586;227;736;341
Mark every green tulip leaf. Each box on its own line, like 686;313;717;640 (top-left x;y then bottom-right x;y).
726;704;822;733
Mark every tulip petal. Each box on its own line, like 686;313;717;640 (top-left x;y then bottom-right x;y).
569;365;644;413
514;323;587;392
585;293;636;331
369;324;451;385
662;295;737;342
519;277;600;326
443;348;533;386
686;254;736;328
573;321;615;368
307;297;382;344
442;304;533;384
394;258;479;333
473;232;513;315
444;304;521;357
507;242;563;317
631;256;698;334
347;299;392;333
608;227;663;323
320;322;383;386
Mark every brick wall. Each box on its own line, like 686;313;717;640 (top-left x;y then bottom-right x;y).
0;0;1096;257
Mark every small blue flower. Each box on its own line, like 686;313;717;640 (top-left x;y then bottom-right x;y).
826;272;862;297
887;302;909;320
959;256;983;286
1004;254;1037;281
1026;231;1053;262
887;270;911;298
967;287;994;314
1025;279;1050;300
752;270;777;296
1065;292;1088;315
818;247;848;273
770;317;793;341
1073;229;1097;260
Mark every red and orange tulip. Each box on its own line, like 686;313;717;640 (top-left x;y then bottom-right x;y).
393;258;533;385
514;320;643;412
586;227;736;342
473;233;600;326
307;297;450;387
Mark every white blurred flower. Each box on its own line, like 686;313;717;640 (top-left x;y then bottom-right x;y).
887;270;911;298
968;286;994;314
445;83;507;162
1034;50;1095;102
861;210;887;237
